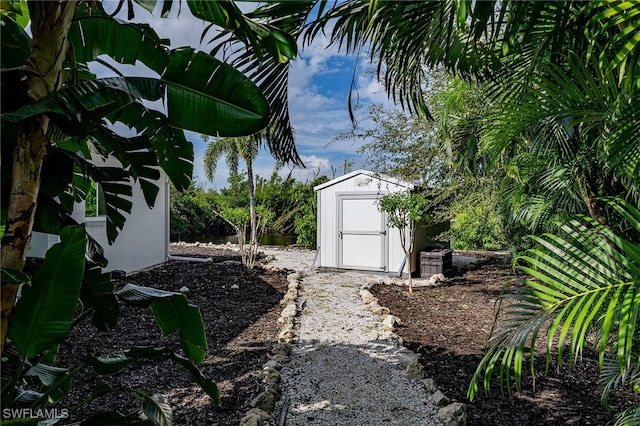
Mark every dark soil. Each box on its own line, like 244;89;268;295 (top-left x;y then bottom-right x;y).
371;251;639;426
55;247;638;425
55;246;288;425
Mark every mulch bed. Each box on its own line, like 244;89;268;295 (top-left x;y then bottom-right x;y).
371;251;639;426
55;247;288;425
53;247;638;425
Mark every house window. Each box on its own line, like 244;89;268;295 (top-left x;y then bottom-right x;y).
85;180;106;218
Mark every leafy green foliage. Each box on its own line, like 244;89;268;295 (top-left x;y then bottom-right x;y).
78;263;119;331
377;192;429;232
68;12;170;74
8;226;86;361
170;170;326;248
481;50;638;235
449;180;508;251
377;192;430;293
291;176;328;247
0;13;30;68
218;0;639;419
342;104;447;186
469;198;639;422
1;0;277;248
163;48;270;137
1;2;299;424
139;391;172;426
231;0;639;246
116;284;208;363
2;271;217;421
350;82;512;250
205;1;315;166
450;206;505;251
301;4;638;416
83;347;218;404
256;171;327;247
169;184;230;238
203;134;265;270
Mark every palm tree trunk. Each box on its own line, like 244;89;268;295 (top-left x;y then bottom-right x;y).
578;171;608;226
1;1;77;353
246;158;258;270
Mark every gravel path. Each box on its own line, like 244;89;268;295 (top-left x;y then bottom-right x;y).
262;247;440;426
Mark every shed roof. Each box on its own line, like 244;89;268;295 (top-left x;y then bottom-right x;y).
314;169;414;192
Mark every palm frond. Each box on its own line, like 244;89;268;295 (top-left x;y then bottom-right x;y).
188;0;297;64
305;1;494;117
469;198;640;403
205;1;315;166
614;404;640;426
600;349;640;408
602;90;640;187
500;151;585;234
582;0;640;89
202;1;637;173
483;51;617;159
203;137;230;181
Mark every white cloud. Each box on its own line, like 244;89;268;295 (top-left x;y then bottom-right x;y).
356;73;395;106
93;3;404;190
287;35;364;160
299;154;331;171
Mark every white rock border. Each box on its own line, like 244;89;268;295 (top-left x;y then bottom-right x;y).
360;281;468;426
239;267;302;426
170;242;303;425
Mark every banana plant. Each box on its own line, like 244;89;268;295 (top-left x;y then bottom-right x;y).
468;198;640;424
0;0;296;347
0;226;218;425
0;1;297;424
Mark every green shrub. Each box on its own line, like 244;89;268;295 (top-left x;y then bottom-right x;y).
451;203;507;250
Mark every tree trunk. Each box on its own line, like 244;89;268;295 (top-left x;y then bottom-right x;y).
1;1;77;353
579;174;608;226
400;227;413;294
246;157;258;271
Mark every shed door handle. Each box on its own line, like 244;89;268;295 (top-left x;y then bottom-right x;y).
339;231;343;239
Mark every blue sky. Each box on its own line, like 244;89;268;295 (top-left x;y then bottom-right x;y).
99;2;397;189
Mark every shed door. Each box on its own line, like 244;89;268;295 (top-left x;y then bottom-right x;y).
338;195;387;271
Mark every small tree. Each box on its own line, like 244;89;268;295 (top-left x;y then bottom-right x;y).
377;192;429;294
204;135;267;270
214;205;273;271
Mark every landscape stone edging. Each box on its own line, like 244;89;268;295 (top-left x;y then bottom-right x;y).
237;255;467;426
360;281;468;426
172;242;465;425
239;266;302;426
172;242;301;425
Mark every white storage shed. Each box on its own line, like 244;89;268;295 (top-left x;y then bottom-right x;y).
314;169;418;275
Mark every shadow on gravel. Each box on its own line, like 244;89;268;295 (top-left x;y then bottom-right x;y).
278;340;438;426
